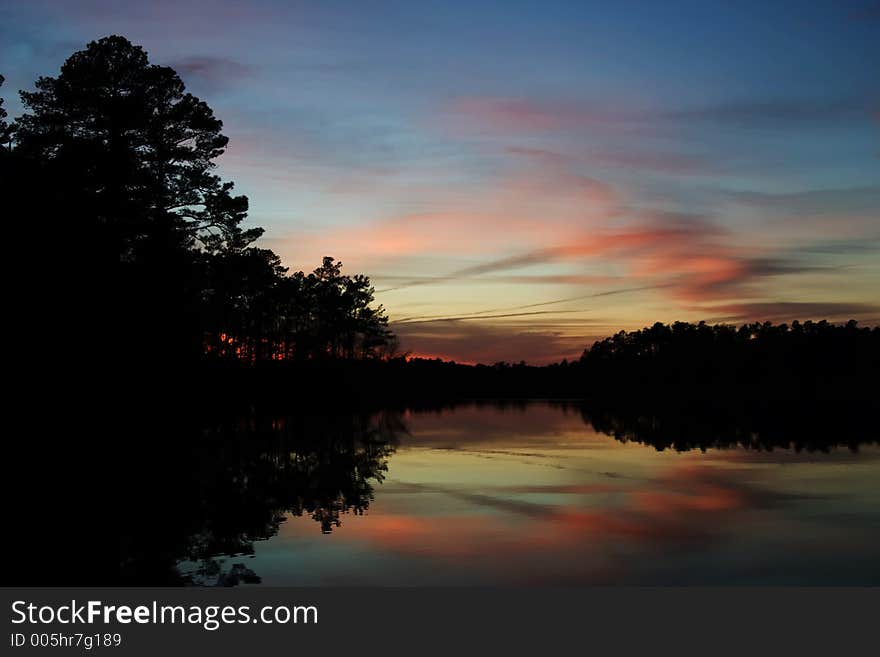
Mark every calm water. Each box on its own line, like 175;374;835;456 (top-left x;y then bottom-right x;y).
165;402;880;586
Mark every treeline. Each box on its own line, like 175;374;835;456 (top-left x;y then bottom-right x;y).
579;320;879;399
201;255;396;362
1;36;394;382
198;319;879;404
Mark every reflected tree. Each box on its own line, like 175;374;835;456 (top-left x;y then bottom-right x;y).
575;400;879;453
119;410;404;585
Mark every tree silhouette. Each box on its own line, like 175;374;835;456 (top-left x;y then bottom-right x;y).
298;257;392;359
201;255;392;362
9;36;395;372
14;36;253;264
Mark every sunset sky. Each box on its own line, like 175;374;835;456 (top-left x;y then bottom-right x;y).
2;0;878;363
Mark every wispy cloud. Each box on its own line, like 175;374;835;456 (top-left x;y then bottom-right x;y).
375;273;622;292
394;285;667;324
445;94;876;139
505;146;576;166
393;319;603;364
661;97;873;126
380;217;792;304
395;309;589;324
720;185;880;215
797;237;880;255
697;301;880;323
446;97;634;135
587;150;709;174
505;145;710;175
167;55;254;92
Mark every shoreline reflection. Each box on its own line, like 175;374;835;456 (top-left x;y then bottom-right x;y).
119;401;879;585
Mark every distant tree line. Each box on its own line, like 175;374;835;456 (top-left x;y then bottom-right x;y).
193;316;878;406
578;320;879;399
1;36;394;379
211;319;876;404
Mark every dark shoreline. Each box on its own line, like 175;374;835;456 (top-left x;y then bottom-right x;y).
187;356;880;409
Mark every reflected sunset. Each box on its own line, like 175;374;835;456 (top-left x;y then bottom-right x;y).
181;403;880;586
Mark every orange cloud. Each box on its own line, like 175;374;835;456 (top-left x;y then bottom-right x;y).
415;217;766;304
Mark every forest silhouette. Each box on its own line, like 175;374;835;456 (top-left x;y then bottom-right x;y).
2;36;878;585
3;36;395;385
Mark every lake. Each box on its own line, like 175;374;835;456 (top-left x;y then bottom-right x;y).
145;401;880;586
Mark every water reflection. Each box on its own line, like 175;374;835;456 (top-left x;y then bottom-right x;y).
579;401;877;453
121;411;402;584
120;401;880;585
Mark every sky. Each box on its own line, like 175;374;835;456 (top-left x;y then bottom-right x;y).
1;0;878;363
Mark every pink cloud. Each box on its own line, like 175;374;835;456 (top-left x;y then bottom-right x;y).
431;214;782;305
279;185;780;316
